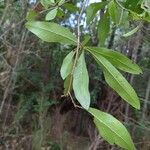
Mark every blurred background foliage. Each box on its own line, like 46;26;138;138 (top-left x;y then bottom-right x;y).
0;0;150;149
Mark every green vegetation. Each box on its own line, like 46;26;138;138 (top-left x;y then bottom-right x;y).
0;0;150;149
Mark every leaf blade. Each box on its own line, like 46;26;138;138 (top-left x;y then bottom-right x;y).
41;0;55;8
98;10;110;46
60;51;75;80
86;1;108;24
25;21;77;45
88;108;136;150
64;75;72;95
88;51;140;109
63;3;79;13
73;52;90;109
108;0;117;23
45;8;58;21
86;47;142;74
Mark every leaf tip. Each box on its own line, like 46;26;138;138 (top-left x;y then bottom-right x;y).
60;71;65;80
136;103;140;110
133;100;140;110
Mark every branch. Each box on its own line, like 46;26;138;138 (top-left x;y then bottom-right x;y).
67;0;88;104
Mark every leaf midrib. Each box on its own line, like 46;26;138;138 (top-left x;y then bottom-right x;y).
93;114;131;149
92;53;136;104
86;47;139;73
27;23;77;44
74;54;87;91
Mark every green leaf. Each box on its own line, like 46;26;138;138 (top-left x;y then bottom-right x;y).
25;21;77;45
141;0;150;13
144;14;150;22
63;3;79;13
108;0;118;23
86;47;142;74
60;51;75;80
125;0;141;11
56;8;64;18
125;0;142;13
89;52;140;109
41;0;55;8
88;108;136;150
86;1;108;24
98;10;110;46
108;0;122;25
64;75;72;95
26;10;38;21
123;24;141;37
81;35;91;46
73;52;90;110
45;8;58;21
119;10;129;27
58;0;65;6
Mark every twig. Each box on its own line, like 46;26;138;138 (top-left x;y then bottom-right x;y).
68;92;82;109
0;30;28;117
0;3;11;26
0;19;25;39
67;0;88;95
72;0;87;74
64;0;88;108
